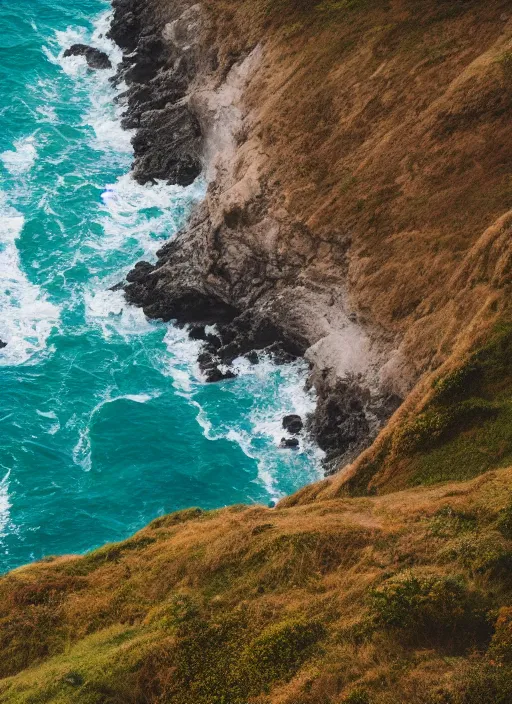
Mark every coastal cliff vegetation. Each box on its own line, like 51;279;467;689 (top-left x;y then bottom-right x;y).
2;0;512;701
3;471;512;703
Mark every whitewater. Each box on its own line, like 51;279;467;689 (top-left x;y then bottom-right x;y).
0;0;322;571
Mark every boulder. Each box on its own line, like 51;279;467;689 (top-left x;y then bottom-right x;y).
279;437;299;449
63;44;112;70
282;414;303;435
204;367;237;383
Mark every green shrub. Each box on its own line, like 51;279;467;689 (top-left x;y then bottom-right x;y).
452;662;512;704
369;572;490;648
496;505;512;540
395;400;499;455
241;618;325;690
433;363;482;403
489;607;512;663
429;506;477;538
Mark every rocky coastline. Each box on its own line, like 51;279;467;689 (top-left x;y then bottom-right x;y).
102;0;401;473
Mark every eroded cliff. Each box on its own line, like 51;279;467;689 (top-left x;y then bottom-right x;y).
111;0;511;481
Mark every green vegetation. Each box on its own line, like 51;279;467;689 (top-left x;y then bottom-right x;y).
2;471;512;702
369;572;491;649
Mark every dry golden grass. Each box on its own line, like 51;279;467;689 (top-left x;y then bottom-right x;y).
2;469;512;702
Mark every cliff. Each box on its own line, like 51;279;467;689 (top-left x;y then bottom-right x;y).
1;0;512;702
113;0;511;478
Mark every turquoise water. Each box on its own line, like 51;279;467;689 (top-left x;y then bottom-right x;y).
0;1;321;572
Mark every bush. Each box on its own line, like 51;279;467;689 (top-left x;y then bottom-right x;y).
496;505;512;540
489;608;512;663
241;618;325;690
452;662;512;704
433;363;482;403
369;572;490;648
429;506;476;538
395;400;499;455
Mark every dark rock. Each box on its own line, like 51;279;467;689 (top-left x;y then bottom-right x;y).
205;333;222;350
246;350;259;364
108;281;125;292
198;351;216;370
107;0;203;189
204;367;237;383
0;340;6;349
308;376;372;471
131;104;202;186
279;437;299;449
107;0;142;52
282;414;303;435
125;261;155;284
266;343;298;365
63;44;112;70
189;325;207;341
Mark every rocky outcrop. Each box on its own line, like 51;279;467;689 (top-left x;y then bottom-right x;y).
109;0;400;472
108;0;202;185
63;44;112;69
282;415;304;435
307;375;401;474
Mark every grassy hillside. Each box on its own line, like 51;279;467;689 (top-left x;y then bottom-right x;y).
3;471;512;703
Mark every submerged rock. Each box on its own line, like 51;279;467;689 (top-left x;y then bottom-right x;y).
0;340;6;349
279;437;299;449
63;44;112;70
282;414;303;435
204;367;237;383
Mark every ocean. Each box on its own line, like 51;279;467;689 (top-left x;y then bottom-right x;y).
0;0;321;571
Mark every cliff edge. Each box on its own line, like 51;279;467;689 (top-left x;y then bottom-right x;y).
111;0;511;483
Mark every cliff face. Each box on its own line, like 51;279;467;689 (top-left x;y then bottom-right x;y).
114;0;511;479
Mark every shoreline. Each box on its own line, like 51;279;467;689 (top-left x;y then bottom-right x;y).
104;0;401;475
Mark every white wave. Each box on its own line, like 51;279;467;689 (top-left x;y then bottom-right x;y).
163;325;203;393
42;12;131;153
0;471;11;539
84;288;155;339
36;410;58;420
0;136;38;175
161;330;323;500
89;173;205;259
73;389;161;471
36;105;58;124
0;201;60;366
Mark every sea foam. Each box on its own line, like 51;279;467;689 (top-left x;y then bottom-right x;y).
0;200;60;366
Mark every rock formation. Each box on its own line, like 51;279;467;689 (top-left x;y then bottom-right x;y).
109;0;511;483
63;44;112;69
109;0;397;472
